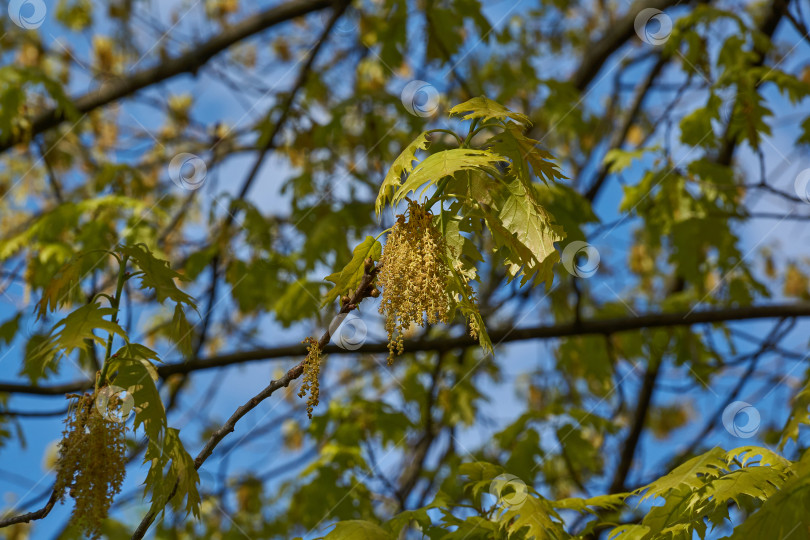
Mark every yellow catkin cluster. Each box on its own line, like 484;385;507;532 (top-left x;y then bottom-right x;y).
458;272;480;340
378;201;451;362
468;313;480;340
298;337;322;418
55;392;128;539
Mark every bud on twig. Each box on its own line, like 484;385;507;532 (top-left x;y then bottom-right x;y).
370;288;380;298
364;257;374;272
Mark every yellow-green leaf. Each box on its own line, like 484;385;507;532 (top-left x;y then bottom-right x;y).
322;236;381;306
23;302;128;382
119;244;196;308
323;520;394;540
36;253;87;319
171;303;194;358
391;148;504;208
487;123;566;186
492;179;564;287
449;96;531;126
107;345;166;443
375;132;430;216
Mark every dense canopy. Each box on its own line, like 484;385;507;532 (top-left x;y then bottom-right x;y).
1;0;810;538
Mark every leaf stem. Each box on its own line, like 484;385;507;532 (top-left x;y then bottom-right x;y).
462;118;480;148
424;177;450;210
425;129;464;146
374;227;393;241
468;122;504;141
93;293;115;305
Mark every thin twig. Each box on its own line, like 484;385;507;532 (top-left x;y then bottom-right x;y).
129;263;379;539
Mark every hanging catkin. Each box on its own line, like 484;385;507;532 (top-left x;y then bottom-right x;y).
54;392;128;539
378;201;450;362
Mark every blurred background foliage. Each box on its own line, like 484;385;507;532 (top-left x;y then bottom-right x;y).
1;0;810;538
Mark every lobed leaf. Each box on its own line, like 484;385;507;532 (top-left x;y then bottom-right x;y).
500;496;566;539
35;253;88;319
449;96;531;126
375;132;430;216
143;427;201;519
119;244;196;308
107;345;166;444
635;447;727;503
170;303;194;358
322;236;381;306
485;178;564;288
391;148;505;208
486;122;566;186
322;520;394;539
22;302;127;383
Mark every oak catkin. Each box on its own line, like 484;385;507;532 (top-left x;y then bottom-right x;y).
55;392;127;539
298;337;322;418
378;201;450;362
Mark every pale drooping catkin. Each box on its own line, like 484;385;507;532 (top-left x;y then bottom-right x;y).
378;201;450;362
55;392;127;539
298;337;322;418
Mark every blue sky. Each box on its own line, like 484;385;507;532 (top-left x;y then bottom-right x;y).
1;0;809;538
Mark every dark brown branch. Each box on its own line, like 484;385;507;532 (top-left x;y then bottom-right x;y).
0;407;67;417
604;271;685;499
36;138;64;203
608;358;661;494
164;302;810;373
0;489;59;528
780;1;810;43
395;353;446;507
0;379;93;396
669;319;794;465
3;302;810;397
0;0;333;153
716;0;787;166
229;0;349;206
585;54;666;201
570;0;682;92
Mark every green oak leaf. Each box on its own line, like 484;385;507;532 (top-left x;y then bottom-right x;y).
375;131;430;216
450;96;531;126
322;520;394;540
119;244;196;308
322;236;381;306
392;148;504;208
22;302;128;382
